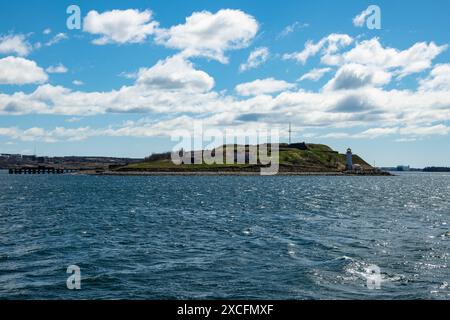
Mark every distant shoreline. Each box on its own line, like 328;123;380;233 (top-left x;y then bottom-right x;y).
77;170;392;177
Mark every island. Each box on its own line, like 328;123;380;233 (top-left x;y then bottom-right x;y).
85;143;391;176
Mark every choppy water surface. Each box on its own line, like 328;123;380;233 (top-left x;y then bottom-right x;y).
0;171;449;299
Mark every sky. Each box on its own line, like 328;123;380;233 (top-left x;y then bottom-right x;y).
0;0;450;167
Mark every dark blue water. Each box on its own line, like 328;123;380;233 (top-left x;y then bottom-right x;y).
0;171;449;299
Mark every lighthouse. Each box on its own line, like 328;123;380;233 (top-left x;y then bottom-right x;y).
346;148;353;170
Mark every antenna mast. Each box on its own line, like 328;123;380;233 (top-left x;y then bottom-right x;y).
288;122;292;145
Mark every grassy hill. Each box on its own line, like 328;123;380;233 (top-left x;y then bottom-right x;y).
115;143;373;173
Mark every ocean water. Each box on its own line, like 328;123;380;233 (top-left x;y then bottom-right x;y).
0;170;449;300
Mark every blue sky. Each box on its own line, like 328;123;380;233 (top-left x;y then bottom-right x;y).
0;0;450;167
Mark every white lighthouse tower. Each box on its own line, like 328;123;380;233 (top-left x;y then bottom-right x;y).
346;148;353;170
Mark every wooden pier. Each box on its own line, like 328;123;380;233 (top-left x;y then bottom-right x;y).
8;167;79;175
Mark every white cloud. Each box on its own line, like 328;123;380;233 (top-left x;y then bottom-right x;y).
0;78;223;116
419;64;450;92
1;74;450;136
46;63;68;74
72;80;84;86
324;64;392;90
239;47;269;72
321;132;351;139
0;126;95;143
101;116;202;138
1;78;449;129
45;33;68;46
299;68;332;81
1;29;450;143
322;125;450;140
235;78;295;96
0;116;205;142
43;28;52;35
155;9;258;63
0;34;32;56
395;138;417;143
278;21;309;38
136;55;214;92
0;56;48;85
357;127;398;139
284;36;446;81
83;9;158;45
325;38;447;78
399;124;450;137
119;71;138;79
283;33;353;64
66;117;82;123
2;83;450;142
0;115;285;143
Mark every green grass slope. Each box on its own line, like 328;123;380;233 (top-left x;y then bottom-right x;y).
116;143;373;173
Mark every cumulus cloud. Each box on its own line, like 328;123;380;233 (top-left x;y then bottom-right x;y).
72;80;84;86
83;9;158;45
0;56;48;85
0;115;284;143
2;82;450;142
0;116;205;142
283;33;353;64
136;55;214;92
0;34;32;56
325;38;447;78
330;94;378;113
0;58;221;115
1;24;450;144
419;64;450;92
46;64;68;74
283;36;446;83
2;77;450;129
239;47;269;72
2;68;450;137
155;9;258;63
235;78;295;96
324;64;391;90
298;68;332;81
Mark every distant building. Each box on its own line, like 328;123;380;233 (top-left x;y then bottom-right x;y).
1;154;22;160
22;155;37;162
346;148;353;170
288;142;308;150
